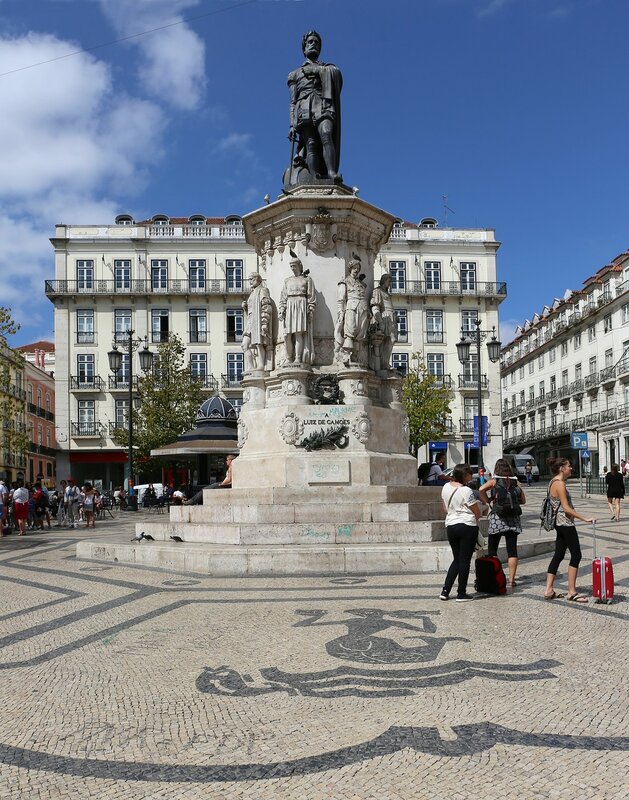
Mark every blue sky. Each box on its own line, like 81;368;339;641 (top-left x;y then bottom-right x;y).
1;0;628;346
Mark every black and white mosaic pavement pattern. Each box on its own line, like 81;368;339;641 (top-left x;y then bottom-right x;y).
0;497;628;799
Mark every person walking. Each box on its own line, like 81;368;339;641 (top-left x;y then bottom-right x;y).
83;483;96;529
439;464;481;602
12;481;29;536
524;461;533;487
605;464;625;521
543;458;594;603
480;458;526;587
64;478;81;529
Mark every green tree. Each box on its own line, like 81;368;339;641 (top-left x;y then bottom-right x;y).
0;307;29;467
401;353;453;456
111;334;204;472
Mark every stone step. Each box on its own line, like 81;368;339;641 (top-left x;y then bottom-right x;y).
133;519;447;545
171;500;443;525
204;485;443;507
76;535;557;577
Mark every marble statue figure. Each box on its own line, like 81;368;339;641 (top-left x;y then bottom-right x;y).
279;255;316;365
370;273;397;369
242;272;273;372
335;258;370;366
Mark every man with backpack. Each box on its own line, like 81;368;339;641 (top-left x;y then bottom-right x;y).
420;453;451;486
479;458;526;588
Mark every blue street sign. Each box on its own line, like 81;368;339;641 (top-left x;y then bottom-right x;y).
429;442;447;451
473;416;489;447
581;450;590;459
570;432;588;449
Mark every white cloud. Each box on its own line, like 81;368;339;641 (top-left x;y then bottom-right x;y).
97;0;206;111
0;33;168;342
499;318;520;345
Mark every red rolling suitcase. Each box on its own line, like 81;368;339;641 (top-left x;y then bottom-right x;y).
592;522;614;604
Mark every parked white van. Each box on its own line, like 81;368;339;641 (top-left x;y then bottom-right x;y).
502;454;540;482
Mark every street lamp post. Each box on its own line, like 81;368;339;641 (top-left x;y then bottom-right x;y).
456;319;502;470
107;330;154;496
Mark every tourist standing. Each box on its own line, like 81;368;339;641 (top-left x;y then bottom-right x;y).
480;459;526;587
543;458;594;603
64;478;81;529
605;464;625;522
439;464;481;602
83;483;96;529
12;481;29;536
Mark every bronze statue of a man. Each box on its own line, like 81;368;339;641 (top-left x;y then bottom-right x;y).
287;31;342;184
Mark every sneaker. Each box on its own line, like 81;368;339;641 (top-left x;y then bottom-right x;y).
455;594;474;602
439;590;449;601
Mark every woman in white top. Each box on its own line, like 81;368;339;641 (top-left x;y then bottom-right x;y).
440;464;481;602
12;482;29;536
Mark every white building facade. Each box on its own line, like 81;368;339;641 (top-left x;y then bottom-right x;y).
501;252;629;476
46;213;506;487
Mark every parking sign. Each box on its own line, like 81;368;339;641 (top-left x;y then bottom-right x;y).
570;432;588;449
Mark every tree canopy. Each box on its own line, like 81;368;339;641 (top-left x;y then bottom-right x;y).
401;353;453;455
111;334;204;472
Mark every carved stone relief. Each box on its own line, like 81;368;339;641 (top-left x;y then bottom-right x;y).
278;412;304;445
237;418;249;449
351;411;371;444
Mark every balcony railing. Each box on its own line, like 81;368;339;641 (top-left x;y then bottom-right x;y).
77;332;95;344
189;330;209;343
425;331;445;344
569;379;584;395
389;281;507;298
557;384;571;399
45;279;248;297
71;421;105;437
584;372;599;388
221;374;243;389
432;375;453;389
582;302;596;316
29;443;57;456
226;333;244;344
599;366;617;383
459;418;475;433
584;412;600;427
108;376;139;391
457;375;489;390
525;398;536;410
70;376;105;391
195;374;219;392
1;383;27;401
600;408;617;424
618;358;629;377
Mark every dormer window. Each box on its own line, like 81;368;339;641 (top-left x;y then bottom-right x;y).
419;217;438;229
115;214;134;225
224;215;243;226
152;215;170;226
188;215;206;226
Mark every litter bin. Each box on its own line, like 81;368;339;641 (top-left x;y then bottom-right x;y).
127;495;138;511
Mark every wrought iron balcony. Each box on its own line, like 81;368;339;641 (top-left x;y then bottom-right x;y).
389;281;507;299
71;421;105;437
584;372;599;389
425;331;445;345
599;366;617;383
0;383;27;401
600;408;617;424
194;374;219;392
189;330;209;343
108;375;139;391
432;375;453;389
221;374;243;389
45;279;248;297
458;375;489;390
77;332;95;344
70;376;105;391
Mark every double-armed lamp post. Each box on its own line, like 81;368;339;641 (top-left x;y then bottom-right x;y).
107;331;154;492
456;318;501;470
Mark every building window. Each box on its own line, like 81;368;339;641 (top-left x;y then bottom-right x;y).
460;262;476;292
37;388;42;408
37;424;42;445
230;396;244;415
575;363;582;381
77;310;94;344
27;384;33;405
114;309;132;343
226;308;244;343
622;304;629;324
518;366;524;379
529;416;535;434
461;310;478;333
77;399;95;428
226;352;244;384
189;259;206;291
77;354;95;383
510;372;515;385
528;386;534;401
549;347;556;363
462;358;479;383
528;360;534;374
424;261;441;291
392;352;409;376
605;348;614;368
115;399;129;428
427;353;444;377
550;375;556;391
561;369;568;387
539;380;545;398
538;353;544;369
114;259;131;290
561;341;568;357
388;261;406;291
151;260;168;291
588;324;596;342
574;332;581;350
46;395;51;414
189;310;207;343
46;429;51;448
76;260;94;291
604;313;612;333
190;353;207;379
395;309;408;342
226;259;243;290
463;397;477;426
117;354;130;383
425;310;443;343
539;411;546;430
589;356;597;374
151;309;169;342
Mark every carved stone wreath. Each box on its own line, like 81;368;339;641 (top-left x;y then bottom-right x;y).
278;412;304;445
237;417;249;449
351;411;371;444
283;379;303;397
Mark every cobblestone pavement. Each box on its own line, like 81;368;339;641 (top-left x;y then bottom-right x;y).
0;487;627;799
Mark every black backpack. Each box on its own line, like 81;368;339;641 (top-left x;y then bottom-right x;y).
417;463;432;484
492;478;522;517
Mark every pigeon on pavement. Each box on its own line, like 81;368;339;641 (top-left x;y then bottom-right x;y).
170;535;184;543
